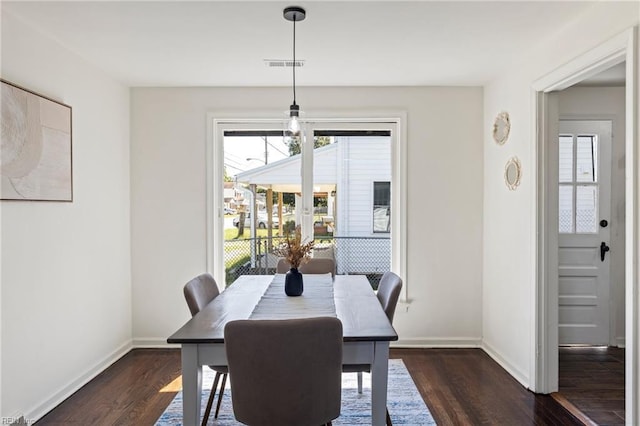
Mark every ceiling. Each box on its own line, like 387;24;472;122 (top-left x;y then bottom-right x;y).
2;1;608;88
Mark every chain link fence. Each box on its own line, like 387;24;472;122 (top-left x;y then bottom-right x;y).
225;235;391;289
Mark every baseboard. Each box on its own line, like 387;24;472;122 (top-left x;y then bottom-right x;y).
393;337;482;348
26;340;133;422
616;336;626;347
481;340;530;388
132;337;180;348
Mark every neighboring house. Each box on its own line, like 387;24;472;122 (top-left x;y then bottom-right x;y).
223;181;241;210
235;136;392;275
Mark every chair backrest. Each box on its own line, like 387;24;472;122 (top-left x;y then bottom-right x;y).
224;317;343;426
275;258;291;274
376;271;403;323
301;258;336;277
183;273;220;317
276;258;336;277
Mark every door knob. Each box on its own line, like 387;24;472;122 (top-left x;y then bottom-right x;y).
600;219;608;228
600;242;610;261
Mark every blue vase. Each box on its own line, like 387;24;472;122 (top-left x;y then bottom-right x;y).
285;268;304;296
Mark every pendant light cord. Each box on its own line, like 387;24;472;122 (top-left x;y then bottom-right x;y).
292;16;297;105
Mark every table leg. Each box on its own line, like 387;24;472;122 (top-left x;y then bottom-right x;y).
182;344;202;426
371;341;390;426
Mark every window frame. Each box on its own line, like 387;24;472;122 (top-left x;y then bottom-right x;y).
207;111;408;302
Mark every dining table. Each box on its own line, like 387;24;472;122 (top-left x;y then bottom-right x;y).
167;273;398;426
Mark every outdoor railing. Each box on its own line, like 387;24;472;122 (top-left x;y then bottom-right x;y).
225;235;391;289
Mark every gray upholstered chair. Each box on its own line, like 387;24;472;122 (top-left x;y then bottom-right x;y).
375;271;403;323
343;271;402;425
183;273;228;425
224;317;343;426
276;258;336;277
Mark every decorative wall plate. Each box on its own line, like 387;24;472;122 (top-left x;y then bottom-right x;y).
493;111;511;145
504;156;522;191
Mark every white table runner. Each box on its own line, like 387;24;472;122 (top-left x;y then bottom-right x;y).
249;273;336;319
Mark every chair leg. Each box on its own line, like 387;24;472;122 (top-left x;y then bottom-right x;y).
357;372;363;394
386;407;392;426
214;373;227;419
202;372;221;426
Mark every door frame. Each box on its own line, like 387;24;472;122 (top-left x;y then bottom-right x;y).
532;26;638;423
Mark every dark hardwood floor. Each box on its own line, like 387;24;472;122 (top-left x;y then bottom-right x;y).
392;348;582;425
35;349;182;425
558;346;625;425
36;348;585;426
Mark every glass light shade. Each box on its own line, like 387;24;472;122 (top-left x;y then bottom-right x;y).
288;115;301;135
284;104;304;139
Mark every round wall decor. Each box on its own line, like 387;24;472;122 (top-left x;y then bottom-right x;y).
504;156;522;191
493;111;511;145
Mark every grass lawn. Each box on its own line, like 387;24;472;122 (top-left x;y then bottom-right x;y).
224;227;284;240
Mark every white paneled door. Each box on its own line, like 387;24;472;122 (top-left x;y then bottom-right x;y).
558;120;612;345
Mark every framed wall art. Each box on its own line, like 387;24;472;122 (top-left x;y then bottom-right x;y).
1;79;72;201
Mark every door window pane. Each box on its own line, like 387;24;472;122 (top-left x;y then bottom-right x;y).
576;135;597;183
559;135;573;183
576;185;598;233
559;185;574;233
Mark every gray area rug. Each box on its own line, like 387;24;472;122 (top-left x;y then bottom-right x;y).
156;359;436;425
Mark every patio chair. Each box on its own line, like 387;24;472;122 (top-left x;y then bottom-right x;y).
276;258;336;277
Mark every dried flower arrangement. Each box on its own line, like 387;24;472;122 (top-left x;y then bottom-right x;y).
274;226;314;269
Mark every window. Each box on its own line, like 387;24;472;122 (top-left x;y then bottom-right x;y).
210;118;404;294
373;181;390;233
558;133;599;234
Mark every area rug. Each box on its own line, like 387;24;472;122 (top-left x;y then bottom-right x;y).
156;359;436;425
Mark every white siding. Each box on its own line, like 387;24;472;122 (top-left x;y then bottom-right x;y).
335;136;391;274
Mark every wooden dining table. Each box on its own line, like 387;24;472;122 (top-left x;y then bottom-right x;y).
167;273;398;426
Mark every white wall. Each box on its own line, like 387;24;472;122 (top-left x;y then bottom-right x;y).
483;3;638;387
559;86;626;346
130;86;484;347
1;10;131;420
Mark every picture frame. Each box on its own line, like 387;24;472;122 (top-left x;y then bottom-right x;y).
1;79;73;201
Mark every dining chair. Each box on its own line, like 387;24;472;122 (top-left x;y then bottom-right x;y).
224;317;343;426
343;271;402;426
276;257;336;277
183;273;228;425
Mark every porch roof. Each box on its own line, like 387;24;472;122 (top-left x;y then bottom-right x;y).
235;143;338;193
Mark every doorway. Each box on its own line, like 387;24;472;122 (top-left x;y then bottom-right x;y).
554;112;625;424
533;27;637;424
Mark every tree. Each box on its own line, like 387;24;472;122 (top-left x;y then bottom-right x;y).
287;136;332;156
224;167;233;182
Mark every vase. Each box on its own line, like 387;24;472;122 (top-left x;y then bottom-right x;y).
285;268;304;296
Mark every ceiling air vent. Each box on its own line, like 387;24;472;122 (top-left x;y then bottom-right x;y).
264;59;305;68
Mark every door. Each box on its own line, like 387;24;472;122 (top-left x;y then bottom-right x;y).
558;120;612;345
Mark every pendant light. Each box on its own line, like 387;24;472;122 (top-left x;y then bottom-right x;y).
284;6;305;137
